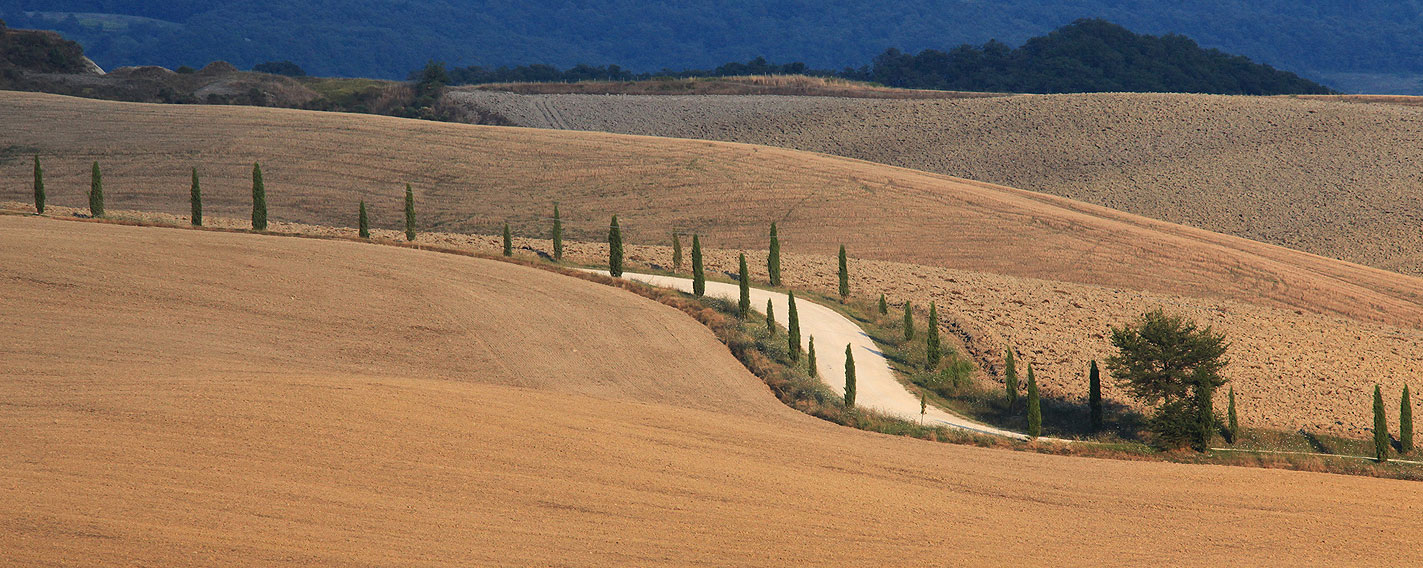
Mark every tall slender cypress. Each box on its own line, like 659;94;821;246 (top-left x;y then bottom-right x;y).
672;233;683;273
1026;364;1042;439
1374;384;1390;463
737;253;750;318
32;155;44;214
878;294;888;315
607;215;623;276
807;336;817;378
787;292;801;362
552;204;563;260
837;244;850;299
189;167;202;226
902;302;914;342
403;183;415;241
691;234;705;296
250;163;265;230
1088;360;1103;431
1004;348;1019;408
1402;385;1414;454
765;298;776;333
767;222;782;286
844;344;856;408
926;302;942;368
503;222;513;256
89;161;104;218
358;200;369;238
1226;386;1239;443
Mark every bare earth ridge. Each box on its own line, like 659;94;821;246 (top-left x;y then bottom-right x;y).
5;216;1423;566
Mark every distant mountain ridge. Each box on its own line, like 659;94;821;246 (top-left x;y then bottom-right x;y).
0;1;1417;93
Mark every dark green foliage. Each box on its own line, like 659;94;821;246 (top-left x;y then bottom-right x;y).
671;233;682;273
765;298;776;333
925;302;941;369
1026;364;1041;439
1089;360;1103;431
837;244;849;299
1374;385;1389;463
1403;385;1414;454
737;253;750;318
607;215;623;276
253;60;305;76
552;204;563;260
878;294;888;315
88;161;104;218
1226;386;1238;444
691;234;705;296
767;222;782;286
250;163;266;230
902;302;914;342
1004;348;1018;408
844;344;856;407
189;167;202;226
1107;309;1228;450
32;155;43;214
807;336;817;378
503;222;513;257
403;183;416;241
787;292;801;362
358;200;369;238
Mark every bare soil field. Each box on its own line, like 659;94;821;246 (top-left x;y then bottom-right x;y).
445;89;1423;275
5;215;1423;565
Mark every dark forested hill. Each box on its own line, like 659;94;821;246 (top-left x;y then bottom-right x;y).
0;1;1418;93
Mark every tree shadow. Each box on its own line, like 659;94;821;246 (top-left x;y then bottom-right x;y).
1300;429;1332;454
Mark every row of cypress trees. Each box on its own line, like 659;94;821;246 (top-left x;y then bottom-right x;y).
1372;384;1415;462
29;156;274;230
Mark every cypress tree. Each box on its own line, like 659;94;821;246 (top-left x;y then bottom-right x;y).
607;215;623;276
552;204;563;260
837;244;850;299
32;155;44;214
503;222;513;256
767;222;782;286
403;183;416;241
737;253;751;318
878;294;888;315
1193;381;1216;451
358;200;369;238
250;163;265;230
765;298;776;333
691;234;705;296
844;344;857;408
1026;364;1042;439
902;302;914;342
1374;384;1390;463
1402;385;1414;454
190;167;202;226
807;336;817;378
89;161;104;218
926;302;942;368
787;292;801;362
1226;386;1239;444
672;233;683;273
1088;360;1103;431
1004;348;1019;408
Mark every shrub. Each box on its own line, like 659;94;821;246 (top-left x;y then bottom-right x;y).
1107;309;1227;450
190;168;202;226
671;233;682;272
1374;385;1389;463
926;302;941;368
878;294;888;315
902;301;914;342
844;344;857;407
607;215;623;276
738;253;750;317
837;244;849;298
250;163;265;230
691;234;705;296
787;291;801;362
89;161;104;218
767;222;782;286
403;183;416;241
1026;364;1041;439
358;200;369;238
552;204;563;260
1004;348;1018;408
1089;360;1103;431
32;155;44;214
1403;385;1414;454
502;222;513;256
807;336;818;378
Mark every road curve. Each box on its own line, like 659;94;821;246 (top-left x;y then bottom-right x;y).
595;270;1030;440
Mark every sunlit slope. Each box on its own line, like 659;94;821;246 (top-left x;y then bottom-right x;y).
6;91;1423;332
4;216;1423;565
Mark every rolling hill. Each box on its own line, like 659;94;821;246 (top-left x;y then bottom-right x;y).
6;91;1423;437
5;215;1423;564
